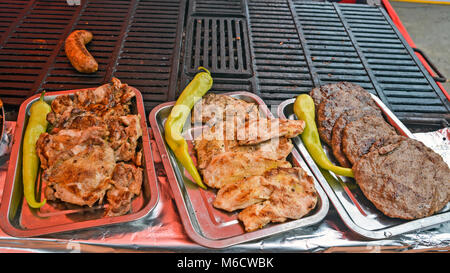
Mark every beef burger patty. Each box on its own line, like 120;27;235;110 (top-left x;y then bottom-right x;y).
316;85;380;146
353;135;450;220
341;115;397;165
331;107;383;167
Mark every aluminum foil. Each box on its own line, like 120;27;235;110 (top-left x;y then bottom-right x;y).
0;122;448;253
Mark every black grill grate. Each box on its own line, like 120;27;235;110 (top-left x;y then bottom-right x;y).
0;0;448;129
0;0;186;112
179;0;449;128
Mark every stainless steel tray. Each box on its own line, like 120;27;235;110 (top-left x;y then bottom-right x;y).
277;94;450;240
149;91;329;248
0;87;160;237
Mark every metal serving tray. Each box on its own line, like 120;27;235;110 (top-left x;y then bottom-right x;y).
0;87;160;237
149;91;329;249
277;94;450;240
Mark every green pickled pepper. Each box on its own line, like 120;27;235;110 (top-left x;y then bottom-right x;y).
22;92;51;208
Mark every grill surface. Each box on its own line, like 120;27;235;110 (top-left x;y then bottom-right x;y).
0;0;448;130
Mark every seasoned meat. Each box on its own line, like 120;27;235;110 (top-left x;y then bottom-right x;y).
194;126;293;170
331;107;383;167
202;151;291;189
191;93;259;126
342;115;397;165
232;137;293;161
47;77;135;130
107;114;143;162
310;82;360;110
36;127;109;170
213;175;273;212
353;136;450;220
238;118;305;145
316;84;381;145
40;133;116;207
105;162;143;217
237;167;318;232
38;78;143;217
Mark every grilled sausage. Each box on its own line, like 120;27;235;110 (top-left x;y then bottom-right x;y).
64;30;98;73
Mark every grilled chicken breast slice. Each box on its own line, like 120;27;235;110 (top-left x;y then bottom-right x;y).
213;176;273;212
191;93;260;126
194;134;293;171
238;118;305;145
237;167;318;232
202;151;291;189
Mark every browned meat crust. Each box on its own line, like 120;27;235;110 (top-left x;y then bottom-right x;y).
353;136;450;220
309;82;360;111
316;84;380;145
341;115;397;165
331;107;383;167
237;167;317;232
37;78;143;216
64;30;98;73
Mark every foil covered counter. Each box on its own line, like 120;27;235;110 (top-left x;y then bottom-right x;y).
0;121;449;253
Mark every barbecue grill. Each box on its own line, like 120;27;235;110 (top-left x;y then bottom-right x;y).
0;0;449;253
0;0;448;130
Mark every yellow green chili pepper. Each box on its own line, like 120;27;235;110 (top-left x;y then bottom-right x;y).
23;92;51;208
165;67;213;189
294;94;354;178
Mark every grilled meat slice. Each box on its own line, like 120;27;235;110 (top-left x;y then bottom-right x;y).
213;176;274;212
41;134;116;207
36;127;109;170
331;107;383;167
342;115;397;165
316;84;381;146
74;77;135;108
105;162;143;216
231;137;293;161
237;167;318;232
47;77;135;130
202;151;292;189
353;136;450;220
194;129;293;170
238;118;305;145
108;114;142;162
191;93;260;126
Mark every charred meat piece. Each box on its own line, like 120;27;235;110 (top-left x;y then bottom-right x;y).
316;85;381;146
237;168;318;232
105;162;143;217
331;107;383;167
36;127;109;170
47;77;135;129
40;131;116;207
341;115;397;165
107;114;143;162
202;151;291;189
310;82;362;111
353;136;450;220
